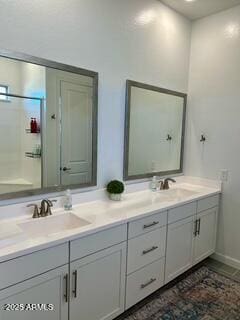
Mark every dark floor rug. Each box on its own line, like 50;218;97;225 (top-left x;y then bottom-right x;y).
121;267;240;320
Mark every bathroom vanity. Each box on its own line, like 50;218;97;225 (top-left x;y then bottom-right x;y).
0;179;221;320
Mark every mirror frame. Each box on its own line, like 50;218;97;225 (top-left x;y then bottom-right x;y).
123;80;187;181
0;49;98;200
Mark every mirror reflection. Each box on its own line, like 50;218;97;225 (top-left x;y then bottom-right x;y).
124;80;186;180
0;55;97;197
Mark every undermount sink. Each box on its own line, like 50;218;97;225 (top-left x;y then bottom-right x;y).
158;188;198;201
18;213;90;238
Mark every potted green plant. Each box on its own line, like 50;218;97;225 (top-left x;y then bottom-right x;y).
106;180;125;201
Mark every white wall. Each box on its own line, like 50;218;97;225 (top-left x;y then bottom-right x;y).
0;0;191;188
185;5;240;267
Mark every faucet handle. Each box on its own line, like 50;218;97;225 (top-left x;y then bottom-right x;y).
39;199;57;217
48;199;57;207
27;204;40;219
44;199;57;216
162;178;176;190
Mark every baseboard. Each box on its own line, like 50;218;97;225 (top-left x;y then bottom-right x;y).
212;252;240;269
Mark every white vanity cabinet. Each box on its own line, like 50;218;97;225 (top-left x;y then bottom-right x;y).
165;195;219;283
69;225;127;320
193;207;218;264
165;215;195;283
0;243;69;320
0;265;68;320
0;225;128;320
0;192;220;320
125;211;167;309
70;243;126;320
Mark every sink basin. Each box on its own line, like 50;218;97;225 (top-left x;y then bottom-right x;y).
18;213;90;238
158;188;198;201
105;188;199;217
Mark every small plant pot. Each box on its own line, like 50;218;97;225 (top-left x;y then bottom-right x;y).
109;193;122;201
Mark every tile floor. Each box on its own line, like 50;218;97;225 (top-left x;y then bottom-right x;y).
204;257;240;281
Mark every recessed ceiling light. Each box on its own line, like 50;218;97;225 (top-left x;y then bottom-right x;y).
185;0;196;2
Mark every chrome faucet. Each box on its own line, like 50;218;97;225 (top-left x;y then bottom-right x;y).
27;199;57;219
160;178;176;190
40;199;56;217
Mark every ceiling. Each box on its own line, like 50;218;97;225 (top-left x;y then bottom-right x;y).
160;0;240;20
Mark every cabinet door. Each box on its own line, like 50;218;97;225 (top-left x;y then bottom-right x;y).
0;265;68;320
165;216;194;283
193;207;218;264
70;242;126;320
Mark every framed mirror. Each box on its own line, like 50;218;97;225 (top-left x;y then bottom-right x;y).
124;80;186;181
0;49;98;200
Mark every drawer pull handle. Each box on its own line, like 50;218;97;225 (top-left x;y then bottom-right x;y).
63;274;69;303
141;278;156;289
143;221;159;229
142;246;158;255
72;270;78;298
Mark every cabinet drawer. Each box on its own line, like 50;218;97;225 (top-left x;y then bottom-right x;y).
0;243;68;290
168;202;196;224
197;195;219;212
125;258;165;310
127;227;166;274
128;211;167;239
70;224;127;261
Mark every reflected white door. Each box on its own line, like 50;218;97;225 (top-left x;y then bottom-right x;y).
60;81;93;185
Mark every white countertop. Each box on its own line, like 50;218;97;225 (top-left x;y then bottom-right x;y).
0;178;221;263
